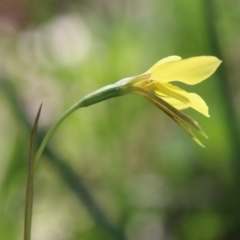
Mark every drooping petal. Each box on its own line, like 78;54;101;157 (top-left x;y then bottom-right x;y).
153;99;206;147
130;87;207;147
146;56;222;85
130;86;208;138
155;82;209;117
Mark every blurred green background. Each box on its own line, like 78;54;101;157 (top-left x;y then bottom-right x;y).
1;0;240;239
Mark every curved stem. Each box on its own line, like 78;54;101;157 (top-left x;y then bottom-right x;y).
34;83;124;170
34;102;80;170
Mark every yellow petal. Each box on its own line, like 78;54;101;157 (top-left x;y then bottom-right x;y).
145;56;182;73
155;83;209;117
147;56;222;85
184;92;209;117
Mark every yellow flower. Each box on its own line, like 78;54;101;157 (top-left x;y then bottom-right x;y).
118;56;222;147
35;55;222;168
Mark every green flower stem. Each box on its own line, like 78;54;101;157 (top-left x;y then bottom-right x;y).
34;83;124;170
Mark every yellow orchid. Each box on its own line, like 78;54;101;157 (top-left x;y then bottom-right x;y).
117;56;222;147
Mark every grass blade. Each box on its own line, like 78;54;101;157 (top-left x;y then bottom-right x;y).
23;104;42;240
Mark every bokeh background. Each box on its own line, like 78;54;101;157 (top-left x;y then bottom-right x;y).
1;0;240;239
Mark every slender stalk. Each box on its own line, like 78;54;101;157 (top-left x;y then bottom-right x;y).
34;83;124;170
24;104;42;240
34;102;80;170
